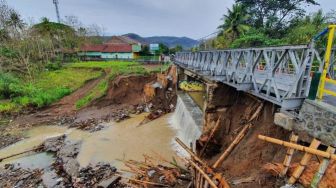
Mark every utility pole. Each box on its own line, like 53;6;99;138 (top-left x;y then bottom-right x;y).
53;0;61;23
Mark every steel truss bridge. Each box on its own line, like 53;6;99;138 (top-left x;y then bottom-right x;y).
174;45;336;110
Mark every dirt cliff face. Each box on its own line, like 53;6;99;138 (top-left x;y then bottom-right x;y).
103;75;157;106
198;83;293;188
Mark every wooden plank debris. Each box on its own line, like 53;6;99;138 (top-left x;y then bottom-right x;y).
280;133;299;177
288;139;320;184
258;135;336;160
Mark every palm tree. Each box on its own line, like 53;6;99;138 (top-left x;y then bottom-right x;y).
218;4;250;40
8;11;24;30
6;11;25;39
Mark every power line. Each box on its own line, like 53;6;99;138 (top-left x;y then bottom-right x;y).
197;30;221;41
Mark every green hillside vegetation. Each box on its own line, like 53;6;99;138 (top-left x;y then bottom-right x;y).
201;1;335;50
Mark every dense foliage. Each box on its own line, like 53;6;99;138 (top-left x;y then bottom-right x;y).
210;0;335;50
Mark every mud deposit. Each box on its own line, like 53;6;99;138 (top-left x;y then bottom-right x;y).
0;114;178;187
0;67;179;187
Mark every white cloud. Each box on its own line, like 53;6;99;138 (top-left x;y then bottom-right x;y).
6;0;334;38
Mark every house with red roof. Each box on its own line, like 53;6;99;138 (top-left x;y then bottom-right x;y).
78;36;142;60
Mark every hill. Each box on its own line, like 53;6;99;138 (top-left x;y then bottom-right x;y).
123;33;199;49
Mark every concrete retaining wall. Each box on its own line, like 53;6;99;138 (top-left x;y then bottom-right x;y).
275;99;336;146
298;100;336;146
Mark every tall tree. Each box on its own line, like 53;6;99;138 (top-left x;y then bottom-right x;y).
286;10;330;45
218;4;250;41
236;0;319;36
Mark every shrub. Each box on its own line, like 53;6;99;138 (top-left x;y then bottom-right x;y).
0;102;18;113
28;87;71;107
45;62;62;71
230;32;285;48
0;72;23;99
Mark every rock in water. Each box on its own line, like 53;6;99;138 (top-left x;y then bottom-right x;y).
97;176;121;188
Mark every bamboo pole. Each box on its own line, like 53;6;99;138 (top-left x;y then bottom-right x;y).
187;159;219;188
310;146;335;188
288;139;320;184
0;145;43;162
200;117;222;157
175;138;209;168
247;103;264;122
258;135;336;160
196;171;201;188
280;133;299;177
200;175;204;188
212;123;252;169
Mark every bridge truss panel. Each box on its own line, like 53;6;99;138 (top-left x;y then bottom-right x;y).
175;45;316;110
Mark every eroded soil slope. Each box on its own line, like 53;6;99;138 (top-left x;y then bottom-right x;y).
199;84;296;188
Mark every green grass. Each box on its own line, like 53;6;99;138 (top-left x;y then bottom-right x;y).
0;68;102;113
68;61;170;78
75;80;108;109
68;61;149;79
0;101;19;114
68;61;138;69
34;68;102;91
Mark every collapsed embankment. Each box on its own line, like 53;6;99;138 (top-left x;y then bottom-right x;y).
0;66;179;187
0;66;177;149
197;83;296;187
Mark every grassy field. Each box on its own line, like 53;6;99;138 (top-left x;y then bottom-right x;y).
0;68;102;113
68;61;149;79
0;61;171;113
68;61;170;77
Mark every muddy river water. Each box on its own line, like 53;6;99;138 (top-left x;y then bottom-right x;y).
0;113;178;170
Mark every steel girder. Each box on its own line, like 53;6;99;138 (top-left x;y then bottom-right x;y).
174;45;316;110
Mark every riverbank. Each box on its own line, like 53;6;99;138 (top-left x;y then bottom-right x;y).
0;62;178;187
0;62;171;149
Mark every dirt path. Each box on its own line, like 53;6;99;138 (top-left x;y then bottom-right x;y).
8;74;105;127
47;74;106;116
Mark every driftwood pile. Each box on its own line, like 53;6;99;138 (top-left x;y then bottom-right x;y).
122;137;232;188
175;138;230;188
122;153;191;187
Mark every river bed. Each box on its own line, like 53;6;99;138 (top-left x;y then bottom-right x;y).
0;113;178;170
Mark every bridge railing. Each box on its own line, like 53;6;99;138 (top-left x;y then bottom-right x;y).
315;48;336;79
174;45;317;109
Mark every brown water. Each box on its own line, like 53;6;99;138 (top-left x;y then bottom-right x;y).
0;114;177;169
78;113;177;168
188;92;205;109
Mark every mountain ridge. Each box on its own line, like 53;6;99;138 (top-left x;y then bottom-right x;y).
123;33;199;49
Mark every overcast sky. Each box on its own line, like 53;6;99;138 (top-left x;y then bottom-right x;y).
6;0;336;39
